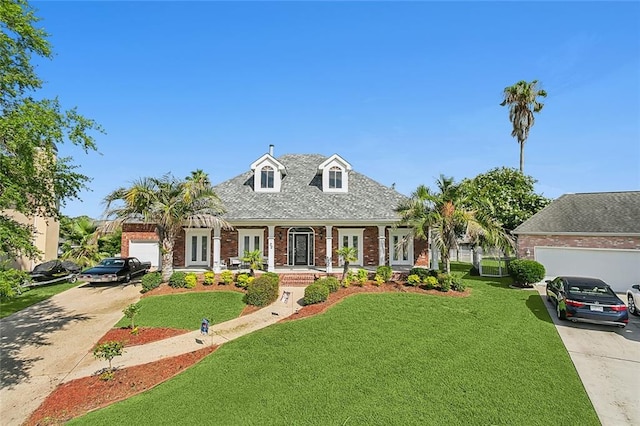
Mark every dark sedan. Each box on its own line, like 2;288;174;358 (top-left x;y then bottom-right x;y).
78;257;151;284
546;276;628;328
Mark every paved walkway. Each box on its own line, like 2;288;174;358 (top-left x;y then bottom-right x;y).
64;286;306;382
0;284;305;426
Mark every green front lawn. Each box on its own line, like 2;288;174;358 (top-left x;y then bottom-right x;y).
0;281;80;319
114;292;246;330
72;264;598;425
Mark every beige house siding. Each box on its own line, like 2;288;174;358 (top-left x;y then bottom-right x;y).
3;209;60;271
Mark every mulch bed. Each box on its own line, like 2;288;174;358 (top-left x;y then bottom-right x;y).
26;282;469;425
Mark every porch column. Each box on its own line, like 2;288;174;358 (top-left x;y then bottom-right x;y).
213;226;222;273
325;225;333;273
378;225;386;266
267;225;275;272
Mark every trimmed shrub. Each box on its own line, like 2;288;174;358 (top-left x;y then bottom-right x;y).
373;275;385;286
185;272;197;289
424;276;438;290
375;265;392;282
451;277;466;292
343;270;356;288
409;267;431;282
203;271;216;286
244;275;279;307
508;259;546;287
304;282;330;305
437;273;452;292
141;271;162;293
407;274;421;286
355;269;368;286
220;270;234;285
236;273;254;289
318;276;340;293
168;271;187;288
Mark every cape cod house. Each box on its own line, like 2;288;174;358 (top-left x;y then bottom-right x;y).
121;147;429;273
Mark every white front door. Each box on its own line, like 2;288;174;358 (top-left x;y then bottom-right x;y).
185;229;210;267
389;230;413;265
337;228;364;266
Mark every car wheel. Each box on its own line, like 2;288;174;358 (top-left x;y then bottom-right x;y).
556;302;566;321
123;273;131;283
68;276;77;283
629;295;639;316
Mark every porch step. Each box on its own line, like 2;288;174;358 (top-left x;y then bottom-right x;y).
277;273;318;286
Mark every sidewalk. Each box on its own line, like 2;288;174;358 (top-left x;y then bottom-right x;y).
63;286;306;382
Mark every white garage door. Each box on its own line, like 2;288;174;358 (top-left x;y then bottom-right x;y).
129;241;161;270
535;247;640;293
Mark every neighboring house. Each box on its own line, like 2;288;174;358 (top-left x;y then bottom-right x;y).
121;148;429;273
513;191;640;292
2;209;60;271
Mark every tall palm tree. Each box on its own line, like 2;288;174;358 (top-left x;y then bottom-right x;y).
103;171;230;282
396;175;513;274
59;216;103;267
500;80;547;173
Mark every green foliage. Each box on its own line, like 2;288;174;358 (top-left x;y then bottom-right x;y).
1;1;103;261
375;265;392;282
355;269;368;286
219;270;234;285
141;271;162;293
373;275;384;286
203;271;216;286
168;271;187;288
424;276;438;290
508;259;546;287
303;282;329;305
336;246;358;284
318;276;340;293
58;215;103;267
185;272;197;289
0;268;29;300
451;277;466;292
459;167;550;231
122;303;142;329
98;226;122;257
93;341;124;370
409;267;432;282
343;270;356;288
242;249;263;274
407;274;421;286
244;274;279;307
235;273;253;289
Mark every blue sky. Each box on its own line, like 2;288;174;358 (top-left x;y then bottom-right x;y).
32;1;640;219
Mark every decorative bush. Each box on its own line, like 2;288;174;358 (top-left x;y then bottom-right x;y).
375;265;392;282
424;276;438;290
220;270;234;285
169;271;187;288
203;271;216;286
185;272;198;289
355;269;368;286
373;274;385;286
304;282;330;305
409;267;431;282
318;276;340;293
508;259;546;287
244;275;279;307
141;271;162;293
407;274;421;286
236;273;254;289
437;273;452;292
343;270;356;288
451;277;466;292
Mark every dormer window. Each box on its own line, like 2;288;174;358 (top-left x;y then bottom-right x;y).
329;167;342;189
261;166;275;189
318;154;351;193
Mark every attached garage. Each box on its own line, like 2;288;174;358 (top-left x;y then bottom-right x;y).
514;191;640;295
535;247;640;293
129;240;161;270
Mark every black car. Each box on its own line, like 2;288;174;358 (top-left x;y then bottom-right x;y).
78;257;151;284
29;259;82;283
546;276;629;328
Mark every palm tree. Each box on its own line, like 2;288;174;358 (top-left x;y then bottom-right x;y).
103;171;230;282
396;175;513;274
242;249;263;276
336;246;358;284
500;80;547;173
59;216;103;267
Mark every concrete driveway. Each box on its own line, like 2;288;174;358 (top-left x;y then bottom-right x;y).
0;282;142;426
537;286;640;425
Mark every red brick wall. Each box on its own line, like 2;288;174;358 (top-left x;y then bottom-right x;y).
414;238;429;266
517;234;640;259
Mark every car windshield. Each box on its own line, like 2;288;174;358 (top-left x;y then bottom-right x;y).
100;259;125;267
568;284;615;297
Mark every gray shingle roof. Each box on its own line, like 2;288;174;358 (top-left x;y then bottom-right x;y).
513;191;640;234
214;154;407;222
